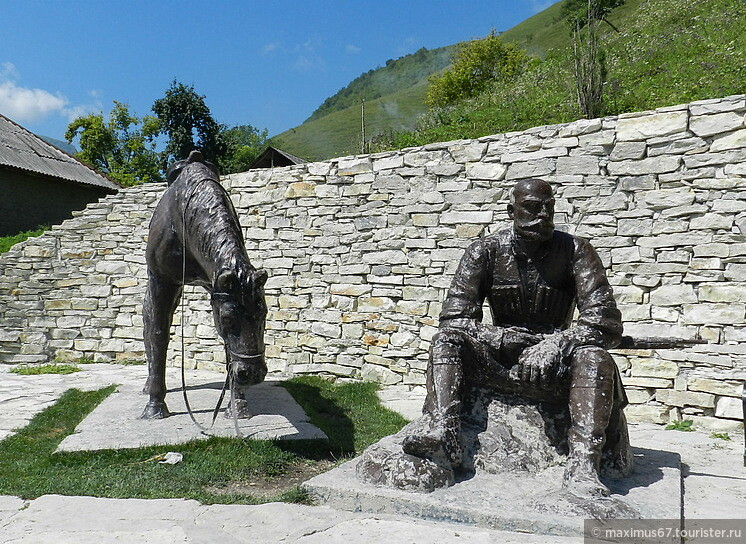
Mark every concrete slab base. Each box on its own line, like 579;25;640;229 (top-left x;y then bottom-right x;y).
303;445;681;537
57;377;326;452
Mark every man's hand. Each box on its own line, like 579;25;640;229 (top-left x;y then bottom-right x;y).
502;327;544;354
517;334;567;389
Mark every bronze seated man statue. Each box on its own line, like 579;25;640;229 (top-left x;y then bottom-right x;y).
400;178;632;498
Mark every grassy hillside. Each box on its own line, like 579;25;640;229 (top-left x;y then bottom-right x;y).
275;0;745;161
274;3;569;161
306;46;454;123
375;0;746;150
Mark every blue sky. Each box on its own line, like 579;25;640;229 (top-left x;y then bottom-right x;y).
0;1;556;142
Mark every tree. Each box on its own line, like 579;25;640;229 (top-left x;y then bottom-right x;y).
562;0;625;32
65;102;161;187
425;31;529;108
562;0;626;118
151;80;228;168
220;124;271;174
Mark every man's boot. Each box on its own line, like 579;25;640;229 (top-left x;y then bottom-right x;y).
563;347;615;498
402;331;463;466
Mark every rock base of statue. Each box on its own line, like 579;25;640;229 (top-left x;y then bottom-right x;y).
355;388;640;520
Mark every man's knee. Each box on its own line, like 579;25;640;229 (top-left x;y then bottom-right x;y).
431;329;470;356
571;346;616;385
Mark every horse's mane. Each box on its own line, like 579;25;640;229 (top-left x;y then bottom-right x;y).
176;162;253;281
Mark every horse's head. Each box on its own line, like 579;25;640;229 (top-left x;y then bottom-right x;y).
211;267;269;386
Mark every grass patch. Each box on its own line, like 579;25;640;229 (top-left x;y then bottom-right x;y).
11;363;82;375
0;227;48;254
0;377;407;503
280;376;408;456
666;419;695;432
710;432;731;441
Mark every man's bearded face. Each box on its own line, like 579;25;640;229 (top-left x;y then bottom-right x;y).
509;181;555;242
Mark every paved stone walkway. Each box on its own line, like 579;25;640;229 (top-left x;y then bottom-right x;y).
0;364;744;543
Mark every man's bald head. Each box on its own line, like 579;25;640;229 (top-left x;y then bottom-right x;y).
508;179;555;243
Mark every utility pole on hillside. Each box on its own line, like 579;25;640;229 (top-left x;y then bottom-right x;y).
361;98;366;154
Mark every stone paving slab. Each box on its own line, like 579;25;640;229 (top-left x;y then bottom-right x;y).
57;376;327;452
303;443;681;537
0;494;579;544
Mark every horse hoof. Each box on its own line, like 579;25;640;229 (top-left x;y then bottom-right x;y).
224;399;251;419
139;402;170;420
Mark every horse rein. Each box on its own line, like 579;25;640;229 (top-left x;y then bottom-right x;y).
178;184;243;438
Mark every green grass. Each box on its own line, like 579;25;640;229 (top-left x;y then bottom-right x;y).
374;0;745;149
0;227;47;254
0;377;407;503
11;363;82;375
710;432;731;441
666;419;695;432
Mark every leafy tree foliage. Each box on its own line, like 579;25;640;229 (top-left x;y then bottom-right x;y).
220;124;271;174
151;80;229;167
425;32;529;108
562;0;625;31
65;102;161;187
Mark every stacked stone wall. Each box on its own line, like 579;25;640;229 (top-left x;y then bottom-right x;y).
1;95;744;430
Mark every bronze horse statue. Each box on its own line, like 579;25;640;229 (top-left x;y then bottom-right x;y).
140;150;268;420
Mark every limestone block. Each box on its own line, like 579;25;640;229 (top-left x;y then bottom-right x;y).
687;378;742;397
631;358;680;379
610;141;646;160
689;111;744;137
439;211;493;224
617;219;652;236
450;142;487;163
337;157;372;175
505;159;555;179
411;214;438;227
649;284;697;306
698;284;746;303
687;415;743;433
555;155;600;175
683;148;746;169
624;404;670;424
725;263;746;281
464;162;506;180
372;154;403;171
682;303;745;325
395;301;428;316
690;213;734;230
610;246;641;264
715;397;744;420
655;389;715;409
358;297;396;312
710;128;746;152
648;137;708;157
636;231;712;248
559;117;602;137
620;376;673;389
625;388;655;404
616;111;688;141
644;191;697;213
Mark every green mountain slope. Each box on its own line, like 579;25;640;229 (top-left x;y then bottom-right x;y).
376;0;746;150
272;1;571;161
274;0;745;161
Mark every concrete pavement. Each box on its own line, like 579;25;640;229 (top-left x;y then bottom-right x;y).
0;364;744;543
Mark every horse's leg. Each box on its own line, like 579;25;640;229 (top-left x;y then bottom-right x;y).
225;382;252;419
140;271;181;419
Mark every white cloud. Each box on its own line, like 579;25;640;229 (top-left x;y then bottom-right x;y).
0;63;100;123
0;80;68;122
345;44;361;54
261;42;280;55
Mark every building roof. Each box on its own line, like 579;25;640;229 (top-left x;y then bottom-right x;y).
0;113;120;192
248;146;306;169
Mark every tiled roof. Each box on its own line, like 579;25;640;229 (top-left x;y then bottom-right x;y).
0;113;120;192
